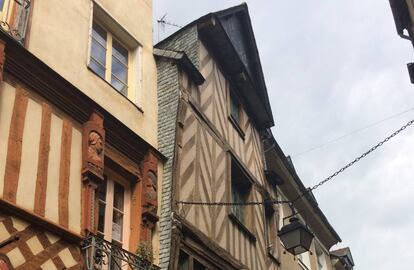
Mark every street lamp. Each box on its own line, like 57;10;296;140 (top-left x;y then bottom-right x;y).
278;216;314;256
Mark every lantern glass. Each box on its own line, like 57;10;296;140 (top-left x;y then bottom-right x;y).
278;217;314;256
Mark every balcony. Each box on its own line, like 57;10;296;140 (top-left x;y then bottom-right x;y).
81;235;160;270
0;0;31;45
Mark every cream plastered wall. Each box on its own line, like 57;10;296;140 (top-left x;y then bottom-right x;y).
26;0;158;147
0;80;82;235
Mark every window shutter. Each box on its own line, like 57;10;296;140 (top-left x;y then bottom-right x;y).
12;0;31;44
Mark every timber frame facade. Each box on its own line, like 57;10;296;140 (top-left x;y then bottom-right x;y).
0;0;163;269
156;4;279;270
156;4;355;270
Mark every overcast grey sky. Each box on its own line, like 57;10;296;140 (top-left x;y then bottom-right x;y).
154;1;414;269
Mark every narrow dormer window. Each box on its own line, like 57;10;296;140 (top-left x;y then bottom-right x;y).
228;90;245;138
230;91;241;124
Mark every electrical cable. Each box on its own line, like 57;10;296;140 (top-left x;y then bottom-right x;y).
291;105;414;158
176;118;414;207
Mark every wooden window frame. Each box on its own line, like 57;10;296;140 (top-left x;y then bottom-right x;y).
177;249;214;270
265;204;281;264
97;167;131;251
227;90;245;139
0;0;33;46
298;252;312;270
228;156;256;241
0;0;12;21
315;242;328;270
89;20;130;97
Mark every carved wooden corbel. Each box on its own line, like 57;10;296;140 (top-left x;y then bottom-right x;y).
140;150;159;242
81;111;105;235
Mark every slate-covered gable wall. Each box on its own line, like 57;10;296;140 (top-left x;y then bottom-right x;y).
157;26;200;69
156;59;180;270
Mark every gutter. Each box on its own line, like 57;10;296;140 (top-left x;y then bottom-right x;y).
263;130;342;246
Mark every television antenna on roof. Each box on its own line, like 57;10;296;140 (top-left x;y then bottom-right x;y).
157;13;182;42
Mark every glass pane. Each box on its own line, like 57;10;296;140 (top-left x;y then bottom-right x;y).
178;251;189;270
91;39;106;66
92;22;107;47
230;94;240;123
111;57;128;82
0;0;4;11
98;180;107;201
112;39;128;65
194;260;207;270
98;201;106;233
111;75;128;96
231;185;244;222
89;58;105;79
112;210;123;242
113;182;124;210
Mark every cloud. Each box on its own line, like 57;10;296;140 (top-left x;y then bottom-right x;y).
154;1;414;269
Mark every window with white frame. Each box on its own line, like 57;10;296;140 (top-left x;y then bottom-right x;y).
0;0;9;19
90;21;129;96
265;202;280;261
265;191;280;261
316;243;328;270
97;172;130;250
298;252;311;270
0;0;31;44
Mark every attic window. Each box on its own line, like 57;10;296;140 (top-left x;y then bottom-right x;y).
230;91;241;124
228;91;245;138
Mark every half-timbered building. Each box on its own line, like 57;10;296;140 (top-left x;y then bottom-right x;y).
263;130;353;270
155;4;280;270
0;0;163;269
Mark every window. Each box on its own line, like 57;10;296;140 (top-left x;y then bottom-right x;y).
230;92;241;124
228;90;245;138
194;260;207;270
315;244;328;270
177;250;208;270
0;0;31;44
178;251;190;270
298;252;311;270
90;21;129;96
0;0;11;20
230;158;252;226
0;0;5;13
265;205;280;261
97;172;130;249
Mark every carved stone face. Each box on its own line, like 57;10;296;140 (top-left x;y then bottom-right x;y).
88;131;103;162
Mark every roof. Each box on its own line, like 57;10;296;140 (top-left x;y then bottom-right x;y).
331;247;350;257
389;0;411;35
331;247;355;268
263;130;342;249
153;48;205;85
156;3;274;129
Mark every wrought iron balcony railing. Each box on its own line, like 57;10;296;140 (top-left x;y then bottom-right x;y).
81;235;160;270
0;21;24;44
0;0;31;44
